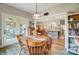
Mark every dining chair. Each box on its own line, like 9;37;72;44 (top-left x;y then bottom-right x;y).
26;40;47;55
44;37;53;54
48;37;53;50
16;34;28;55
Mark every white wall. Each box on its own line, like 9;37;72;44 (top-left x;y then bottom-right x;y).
0;4;32;20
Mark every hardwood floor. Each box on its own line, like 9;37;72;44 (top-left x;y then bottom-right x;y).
0;39;73;55
51;39;65;55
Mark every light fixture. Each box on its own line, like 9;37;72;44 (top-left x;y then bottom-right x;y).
70;18;73;21
33;3;41;20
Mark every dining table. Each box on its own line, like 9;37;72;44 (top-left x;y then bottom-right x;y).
26;34;50;46
25;34;52;55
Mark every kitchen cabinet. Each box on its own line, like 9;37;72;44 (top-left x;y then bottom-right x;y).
67;14;79;54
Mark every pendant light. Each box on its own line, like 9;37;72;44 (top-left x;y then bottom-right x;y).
33;3;41;20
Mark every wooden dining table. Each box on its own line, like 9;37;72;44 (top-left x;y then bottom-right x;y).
27;35;50;46
25;34;52;55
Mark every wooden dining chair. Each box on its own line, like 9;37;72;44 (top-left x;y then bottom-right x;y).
45;37;53;54
26;40;47;55
28;45;45;55
16;34;27;54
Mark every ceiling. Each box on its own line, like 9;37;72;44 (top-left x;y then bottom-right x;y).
5;3;61;14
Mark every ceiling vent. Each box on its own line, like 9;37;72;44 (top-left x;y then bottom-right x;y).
44;12;49;16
